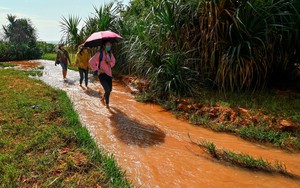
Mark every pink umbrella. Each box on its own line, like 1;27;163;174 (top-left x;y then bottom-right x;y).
83;30;123;48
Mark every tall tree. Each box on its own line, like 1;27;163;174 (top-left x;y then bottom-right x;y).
2;14;38;46
1;14;42;61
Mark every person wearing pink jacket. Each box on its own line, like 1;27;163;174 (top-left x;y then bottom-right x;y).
89;40;116;109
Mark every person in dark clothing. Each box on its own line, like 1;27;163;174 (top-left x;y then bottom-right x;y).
55;44;71;81
89;41;116;109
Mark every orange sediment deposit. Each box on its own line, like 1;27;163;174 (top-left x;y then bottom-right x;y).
6;60;41;70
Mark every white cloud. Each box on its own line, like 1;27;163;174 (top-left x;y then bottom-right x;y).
33;18;62;41
1;12;34;27
0;7;9;10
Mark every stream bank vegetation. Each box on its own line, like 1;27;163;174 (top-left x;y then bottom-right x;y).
190;137;300;179
54;0;300;152
0;68;132;187
147;90;300;151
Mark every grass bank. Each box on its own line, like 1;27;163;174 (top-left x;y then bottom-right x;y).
0;68;132;187
167;90;300;151
0;62;15;68
132;81;300;151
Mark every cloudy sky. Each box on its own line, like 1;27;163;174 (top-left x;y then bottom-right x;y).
0;0;130;42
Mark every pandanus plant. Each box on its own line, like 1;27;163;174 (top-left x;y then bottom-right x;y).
60;15;83;52
189;0;299;91
84;2;119;36
59;0;299;96
60;2;120;51
120;0;200;98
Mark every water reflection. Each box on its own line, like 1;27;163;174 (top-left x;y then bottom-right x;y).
109;107;166;147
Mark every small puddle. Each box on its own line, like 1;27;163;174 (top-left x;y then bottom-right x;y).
12;60;300;187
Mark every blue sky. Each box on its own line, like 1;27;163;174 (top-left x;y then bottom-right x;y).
0;0;130;42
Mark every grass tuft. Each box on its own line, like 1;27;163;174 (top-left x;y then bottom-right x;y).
190;137;294;177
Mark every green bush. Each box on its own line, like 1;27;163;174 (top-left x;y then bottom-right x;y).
0;41;42;61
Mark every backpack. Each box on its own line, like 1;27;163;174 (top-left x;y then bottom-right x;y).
62;52;68;62
62;51;68;62
93;50;112;76
55;50;67;65
58;50;68;63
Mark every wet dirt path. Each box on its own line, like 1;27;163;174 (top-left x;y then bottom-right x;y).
30;60;300;187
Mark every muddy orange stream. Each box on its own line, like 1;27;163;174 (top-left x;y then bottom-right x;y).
7;60;41;70
28;60;300;187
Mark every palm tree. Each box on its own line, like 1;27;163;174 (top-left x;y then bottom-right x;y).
60;3;121;52
1;14;41;60
2;14;37;46
83;2;119;37
60;15;83;51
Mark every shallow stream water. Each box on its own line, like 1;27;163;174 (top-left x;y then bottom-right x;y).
13;60;300;187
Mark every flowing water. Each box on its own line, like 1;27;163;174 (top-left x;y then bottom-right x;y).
13;60;300;187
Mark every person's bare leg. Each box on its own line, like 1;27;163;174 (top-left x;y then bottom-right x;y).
63;70;67;80
100;96;105;105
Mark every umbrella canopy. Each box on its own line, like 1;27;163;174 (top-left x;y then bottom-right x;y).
83;30;123;48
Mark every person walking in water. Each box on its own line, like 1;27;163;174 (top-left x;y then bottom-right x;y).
55;44;71;81
75;45;90;89
89;40;116;109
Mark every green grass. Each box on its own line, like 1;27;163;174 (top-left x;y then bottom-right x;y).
24;69;43;77
200;90;300;123
0;68;132;187
194;139;291;176
222;150;287;174
68;65;79;71
41;53;56;61
42;53;76;63
238;124;288;144
0;62;16;68
152;88;300;151
193;115;300;150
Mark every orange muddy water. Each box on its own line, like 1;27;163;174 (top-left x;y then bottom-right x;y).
14;60;300;187
7;60;41;70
